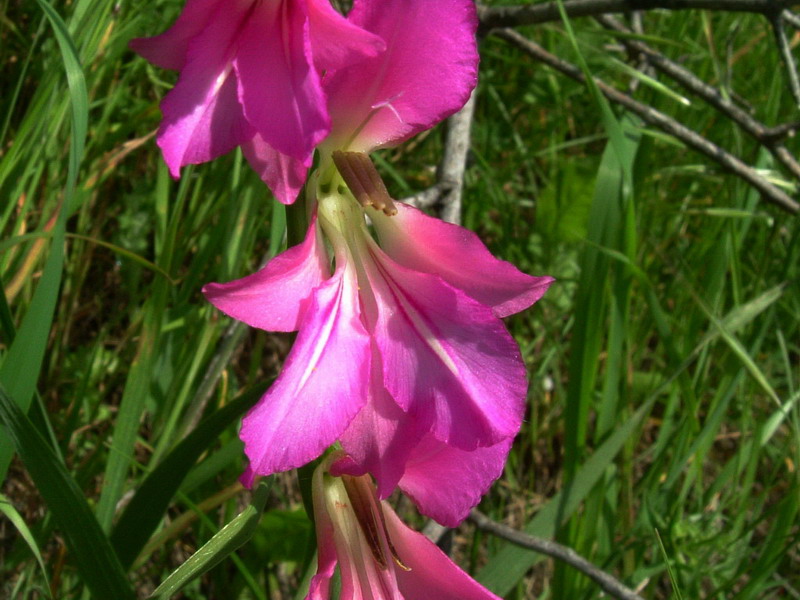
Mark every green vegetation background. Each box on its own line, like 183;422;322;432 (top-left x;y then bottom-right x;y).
0;0;798;598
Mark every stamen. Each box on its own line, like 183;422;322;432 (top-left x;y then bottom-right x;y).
342;475;388;569
332;151;398;216
377;502;412;572
341;475;412;572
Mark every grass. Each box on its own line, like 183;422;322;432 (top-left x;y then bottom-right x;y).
1;0;799;598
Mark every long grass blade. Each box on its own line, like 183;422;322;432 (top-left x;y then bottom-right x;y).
0;382;134;599
110;383;266;570
0;493;52;598
0;0;88;482
150;479;272;599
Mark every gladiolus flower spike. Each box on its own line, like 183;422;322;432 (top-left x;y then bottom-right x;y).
198;0;553;527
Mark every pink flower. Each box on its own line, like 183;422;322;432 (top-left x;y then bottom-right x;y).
307;452;501;600
200;0;553;526
203;190;553;525
130;0;384;186
246;0;480;203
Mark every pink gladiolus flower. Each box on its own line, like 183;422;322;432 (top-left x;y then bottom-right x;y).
246;0;480;203
200;0;553;525
203;170;553;525
307;452;501;600
130;0;384;185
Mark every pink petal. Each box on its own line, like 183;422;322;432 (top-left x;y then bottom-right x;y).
323;0;478;151
203;218;329;332
399;435;514;527
306;0;385;71
385;506;501;600
155;3;255;177
239;265;370;476
364;246;528;451
307;464;338;600
239;463;256;488
242;134;309;205
129;0;220;70
333;359;427;499
233;0;328;162
371;203;555;317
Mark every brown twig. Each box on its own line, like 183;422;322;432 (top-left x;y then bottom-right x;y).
494;27;800;213
470;509;646;600
477;0;798;29
771;11;800;108
597;14;800;179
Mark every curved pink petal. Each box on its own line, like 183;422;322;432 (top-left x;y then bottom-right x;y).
306;0;385;71
239;264;370;476
399;435;513;527
323;0;478;151
233;0;328;162
333;358;428;499
156;2;255;177
385;507;501;600
307;462;338;600
371;203;555;317
364;246;528;451
242;134;309;205
129;0;220;70
203;218;328;332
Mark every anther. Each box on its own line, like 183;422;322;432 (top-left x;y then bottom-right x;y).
332;151;398;216
342;475;389;569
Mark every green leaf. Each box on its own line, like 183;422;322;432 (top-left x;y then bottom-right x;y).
111;383;266;570
0;276;15;345
477;395;655;595
0;382;134;599
0;493;52;598
150;479;272;599
0;0;88;481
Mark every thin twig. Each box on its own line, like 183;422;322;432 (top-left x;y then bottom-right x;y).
495;28;800;213
470;509;646;600
783;8;800;29
437;89;477;224
597;14;800;179
401;181;453;209
403;90;477;224
477;0;798;29
770;12;800;108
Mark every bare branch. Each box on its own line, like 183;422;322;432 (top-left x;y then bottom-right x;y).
494;27;800;213
783;8;800;29
770;12;800;107
477;0;797;29
403;90;477;224
597;14;800;179
470;509;646;600
437;89;477;224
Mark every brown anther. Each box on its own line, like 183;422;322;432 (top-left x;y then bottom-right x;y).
380;502;412;572
341;474;411;572
332;150;398;216
342;475;388;569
